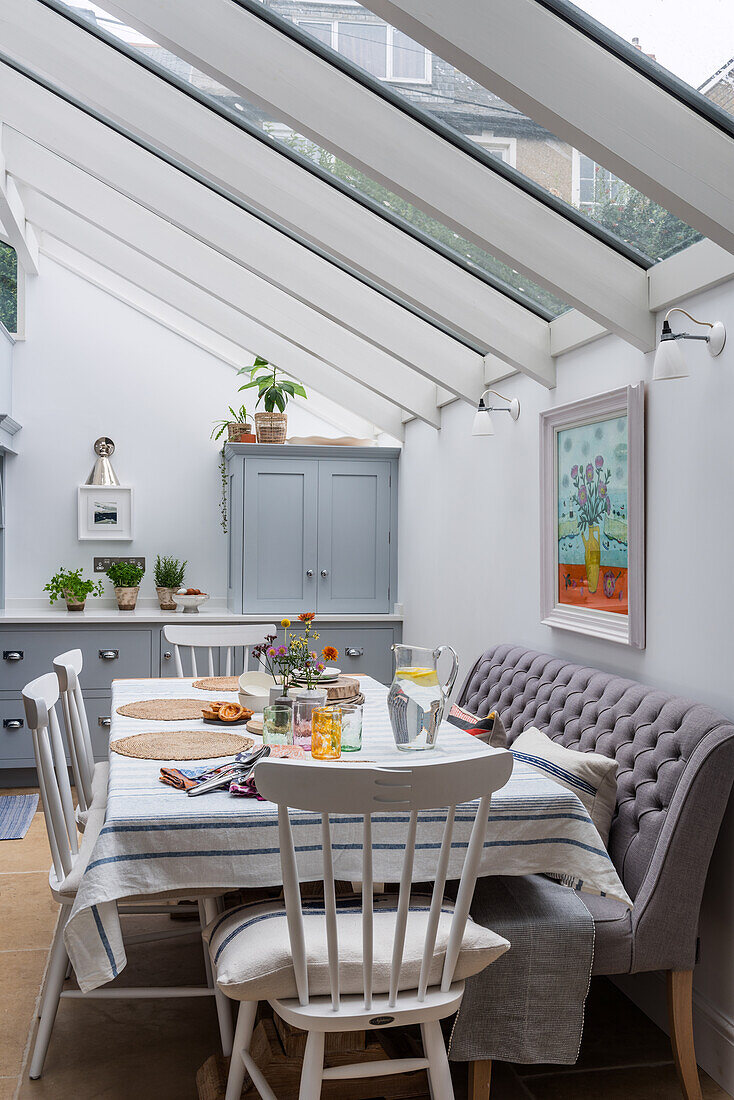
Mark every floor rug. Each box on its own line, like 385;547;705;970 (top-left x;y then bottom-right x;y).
0;793;39;839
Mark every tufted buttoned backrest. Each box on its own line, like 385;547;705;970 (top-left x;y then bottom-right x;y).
459;644;734;902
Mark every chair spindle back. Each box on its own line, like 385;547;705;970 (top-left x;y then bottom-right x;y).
53;649;94;811
162;624;277;680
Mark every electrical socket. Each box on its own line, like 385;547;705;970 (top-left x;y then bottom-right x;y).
94;556;145;573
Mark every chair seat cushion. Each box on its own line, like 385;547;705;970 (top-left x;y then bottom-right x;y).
580;893;633;974
205;894;510;1002
76;762;110;831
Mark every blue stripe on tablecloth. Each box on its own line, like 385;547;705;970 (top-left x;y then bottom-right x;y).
91;905;118;978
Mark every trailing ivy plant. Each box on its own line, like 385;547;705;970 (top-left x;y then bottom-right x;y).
106;561;144;588
154;555;187;589
218;447;228;533
237;356;307;413
44;567;104;605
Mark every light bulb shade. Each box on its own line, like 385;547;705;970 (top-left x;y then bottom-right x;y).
472;408;495;436
653;337;689;381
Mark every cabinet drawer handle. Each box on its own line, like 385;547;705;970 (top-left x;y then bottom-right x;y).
98;717;112;727
3;650;23;661
99;650;119;661
3;719;24;729
164;651;172;661
345;647;364;658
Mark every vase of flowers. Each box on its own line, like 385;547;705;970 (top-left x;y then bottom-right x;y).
570;456;612;595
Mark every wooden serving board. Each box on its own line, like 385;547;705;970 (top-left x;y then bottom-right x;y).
325;676;360;701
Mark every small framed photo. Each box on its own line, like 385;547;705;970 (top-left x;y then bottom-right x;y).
539;384;645;648
78;485;133;541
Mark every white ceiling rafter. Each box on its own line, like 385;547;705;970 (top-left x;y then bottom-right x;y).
37;224;406;440
0;11;493;400
84;0;654;350
360;0;734;256
0;123;38;274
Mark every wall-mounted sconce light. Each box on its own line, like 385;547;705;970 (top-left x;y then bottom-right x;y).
471;389;520;436
652;308;726;381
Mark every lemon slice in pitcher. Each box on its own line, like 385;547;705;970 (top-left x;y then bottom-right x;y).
396;666;440;686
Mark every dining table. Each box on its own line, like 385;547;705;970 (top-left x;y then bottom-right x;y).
64;674;631;993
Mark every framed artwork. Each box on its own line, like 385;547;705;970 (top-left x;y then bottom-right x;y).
540;384;644;648
77;485;134;541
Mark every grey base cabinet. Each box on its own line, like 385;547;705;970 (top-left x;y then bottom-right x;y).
226;444;399;616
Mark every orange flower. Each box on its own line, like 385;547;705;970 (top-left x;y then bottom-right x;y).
322;645;339;662
298;611;316;622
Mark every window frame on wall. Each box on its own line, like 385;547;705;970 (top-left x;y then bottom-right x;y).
0;241;20;338
467;133;517;168
296;18;432;84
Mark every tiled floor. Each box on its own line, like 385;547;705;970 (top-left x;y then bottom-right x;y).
1;790;731;1100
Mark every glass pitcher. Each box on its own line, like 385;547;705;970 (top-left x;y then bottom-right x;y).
388;643;459;751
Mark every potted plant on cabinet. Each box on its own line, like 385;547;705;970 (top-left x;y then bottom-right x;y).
237;356;307;444
107;561;145;611
44;567;104;612
154;555;188;610
210;404;255;445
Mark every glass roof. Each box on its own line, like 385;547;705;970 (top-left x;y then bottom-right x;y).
568;0;734;119
62;2;570;319
271;0;702;264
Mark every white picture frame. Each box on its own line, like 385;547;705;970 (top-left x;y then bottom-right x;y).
539;384;645;648
77;485;134;541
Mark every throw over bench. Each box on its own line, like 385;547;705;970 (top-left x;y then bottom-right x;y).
458;644;734;1100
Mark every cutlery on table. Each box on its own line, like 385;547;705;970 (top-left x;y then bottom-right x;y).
187;745;270;796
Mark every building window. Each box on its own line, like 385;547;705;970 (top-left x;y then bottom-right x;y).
468;133;517;168
0;244;17;335
572;151;624;212
298;19;431;83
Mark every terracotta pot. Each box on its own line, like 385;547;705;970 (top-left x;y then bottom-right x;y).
254;411;287;444
64;599;86;612
156;586;177;611
227;422;253;442
115;586;139;611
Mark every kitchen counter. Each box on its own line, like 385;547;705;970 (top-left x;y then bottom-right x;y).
0;605;403;624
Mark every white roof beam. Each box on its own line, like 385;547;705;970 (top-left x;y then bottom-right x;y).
0;123;38;273
23;0;653;350
361;0;734;256
16;161;439;428
36;220;406;441
0;13;488;400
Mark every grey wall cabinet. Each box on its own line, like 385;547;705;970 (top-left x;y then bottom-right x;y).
226;445;399;616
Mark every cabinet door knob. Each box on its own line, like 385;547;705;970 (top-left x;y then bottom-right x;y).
345;647;364;658
305;570;314;578
99;650;119;661
164;651;172;660
320;569;329;578
98;717;112;727
3;650;23;661
3;719;24;729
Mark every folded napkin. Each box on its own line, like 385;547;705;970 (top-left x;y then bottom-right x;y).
230;745;306;799
159;767;210;791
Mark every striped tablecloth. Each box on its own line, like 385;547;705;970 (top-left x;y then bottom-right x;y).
65;675;631;992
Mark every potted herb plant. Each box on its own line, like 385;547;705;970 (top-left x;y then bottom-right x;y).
237;355;307;444
44;567;104;612
210;404;255;445
107;561;145;611
154;555;187;610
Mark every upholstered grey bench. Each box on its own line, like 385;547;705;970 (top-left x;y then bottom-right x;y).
457;644;734;1100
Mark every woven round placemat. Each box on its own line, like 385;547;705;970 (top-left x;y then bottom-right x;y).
117;699;214;721
111;730;254;760
191;677;240;692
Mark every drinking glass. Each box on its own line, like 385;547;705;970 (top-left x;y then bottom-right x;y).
340;703;363;752
262;705;293;746
292;689;328;751
311;707;342;759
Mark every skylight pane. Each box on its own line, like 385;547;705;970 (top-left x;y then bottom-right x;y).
279;0;703;263
65;3;572;318
571;0;734;119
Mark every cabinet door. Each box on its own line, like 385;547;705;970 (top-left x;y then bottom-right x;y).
243;459;319;614
317;460;392;614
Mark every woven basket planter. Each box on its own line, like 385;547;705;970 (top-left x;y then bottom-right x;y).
227;422;254;442
254;411;288;444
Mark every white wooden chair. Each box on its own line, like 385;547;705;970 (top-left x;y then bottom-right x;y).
53;649;107;830
162;623;277;678
22;672;235;1080
205;751;513;1100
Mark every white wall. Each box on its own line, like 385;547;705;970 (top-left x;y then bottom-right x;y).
399;279;734;1091
6;257;347;603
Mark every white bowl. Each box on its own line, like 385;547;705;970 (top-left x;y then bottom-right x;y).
172;592;210;614
238;670;276;712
